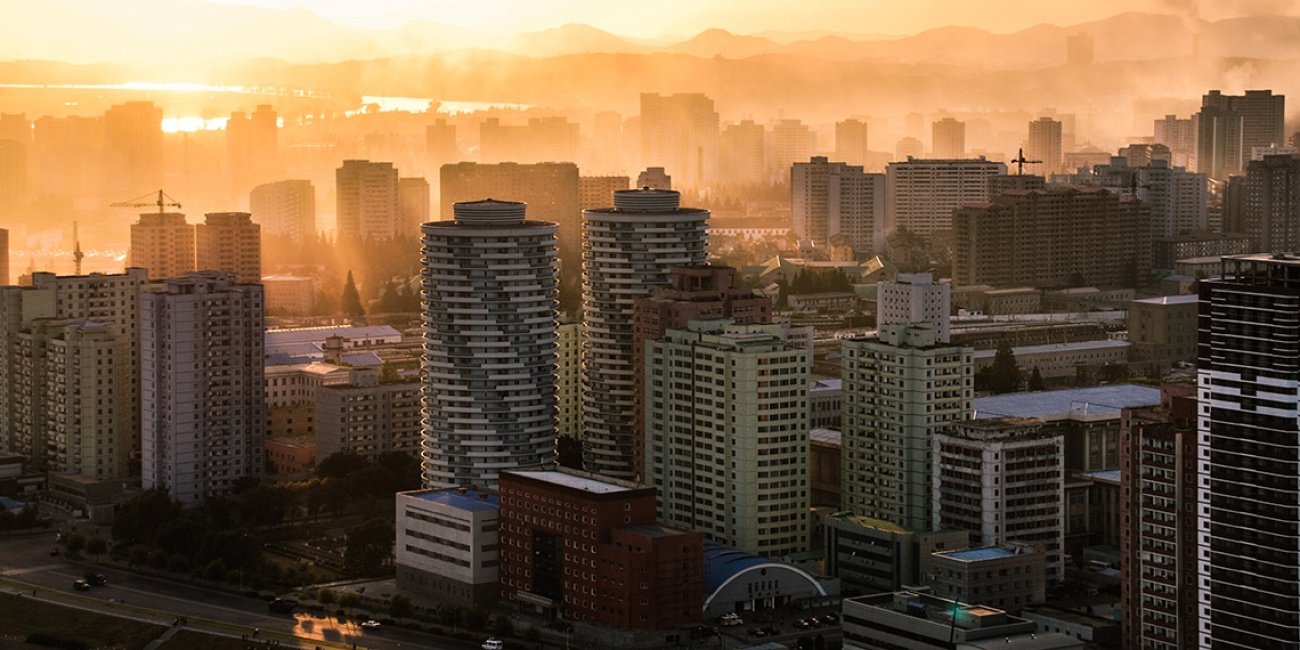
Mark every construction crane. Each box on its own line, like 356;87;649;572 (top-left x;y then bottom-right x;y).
72;222;85;276
109;190;182;215
1010;148;1042;176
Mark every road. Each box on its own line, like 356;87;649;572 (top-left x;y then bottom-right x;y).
0;530;488;650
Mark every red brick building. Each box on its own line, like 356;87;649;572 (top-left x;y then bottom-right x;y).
498;469;703;629
1120;381;1197;650
630;265;772;476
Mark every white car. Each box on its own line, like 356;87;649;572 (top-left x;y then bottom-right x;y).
360;620;381;629
482;639;505;650
720;613;744;626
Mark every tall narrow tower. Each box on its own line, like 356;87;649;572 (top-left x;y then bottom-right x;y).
420;200;559;488
581;188;708;479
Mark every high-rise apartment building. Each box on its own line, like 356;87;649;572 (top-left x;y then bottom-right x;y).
769;119;814;182
835;119;870;167
720;120;766;186
0;269;148;478
250;179;315;243
644;321;809;556
0;140;25;219
479;116;579;165
895;137;924;161
933;417;1065;581
885;157;1006;238
1197;89;1286;180
439;162;580;259
104;101;163;193
1120;382;1198;650
792;156;885;255
1093;157;1208;239
1196;254;1300;649
1243;154;1300;252
196;212;261;284
582;189;709;480
1026;118;1064;176
578;175;630;211
1154;114;1197;169
556;320;583;440
631;265;772;477
841;323;974;530
141;272;264;507
877;272;951;343
425;118;458;166
0;228;8;285
397;177;430;237
932;118;966;158
952;188;1150;289
420;200;558;488
130;212;195;280
336;160;399;241
226;104;278;191
639;93;720;188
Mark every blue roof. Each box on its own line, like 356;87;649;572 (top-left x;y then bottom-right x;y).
939;546;1017;562
409;488;499;512
974;384;1161;421
0;496;28;511
705;543;769;593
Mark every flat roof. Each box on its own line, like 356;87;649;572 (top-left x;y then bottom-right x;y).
810;379;842;391
405;488;500;512
975;384;1161;421
810;428;842;446
1084;469;1122;484
937;546;1018;562
1132;294;1198;305
507;470;639;494
973;339;1129;359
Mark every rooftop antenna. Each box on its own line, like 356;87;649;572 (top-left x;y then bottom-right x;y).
1010;148;1042;176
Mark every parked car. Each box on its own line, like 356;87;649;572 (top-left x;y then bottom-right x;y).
360;620;381;629
794;619;811;630
84;573;106;586
822;613;838;624
72;579;90;591
720;613;744;626
49;547;60;556
481;639;505;650
762;626;779;636
747;628;768;637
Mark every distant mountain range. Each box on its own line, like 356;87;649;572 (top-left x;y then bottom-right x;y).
2;1;1299;68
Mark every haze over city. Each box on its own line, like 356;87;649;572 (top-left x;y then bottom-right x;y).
1;2;1299;650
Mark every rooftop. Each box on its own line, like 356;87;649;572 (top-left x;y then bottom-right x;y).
936;545;1033;562
505;469;642;494
404;488;500;512
1132;294;1198;305
972;339;1129;359
974;384;1161;421
1083;469;1122;484
810;428;842;446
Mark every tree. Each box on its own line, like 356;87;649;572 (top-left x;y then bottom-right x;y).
64;533;86;556
128;545;150;568
344;518;394;575
203;558;229;582
464;607;489;632
167;553;191;574
338;591;362;614
388;594;414;621
492;615;515;637
342;271;366;320
438;604;462;628
317;588;336;606
85;536;108;560
148;548;169;569
1028;367;1046;391
316;451;369;480
987;339;1021;394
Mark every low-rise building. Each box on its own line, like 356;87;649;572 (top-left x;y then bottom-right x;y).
261;275;315;315
809;379;842;429
788;292;859;312
842;591;1084;650
825;513;968;597
982;288;1042;315
930;544;1046;614
395;487;500;607
315;370;421;460
810;428;842;509
1021;605;1121;647
703;543;839;618
973;340;1130;381
1127;294;1198;373
265;436;314;478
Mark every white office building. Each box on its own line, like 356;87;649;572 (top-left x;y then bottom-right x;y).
420;200;559;488
876;272;951;343
395;487;500;606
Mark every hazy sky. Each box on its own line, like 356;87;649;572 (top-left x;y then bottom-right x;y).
209;0;1300;35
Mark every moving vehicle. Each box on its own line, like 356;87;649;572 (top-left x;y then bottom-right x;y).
84;573;107;586
481;639;505;650
72;579;90;591
268;598;297;614
720;612;744;626
360;620;381;629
